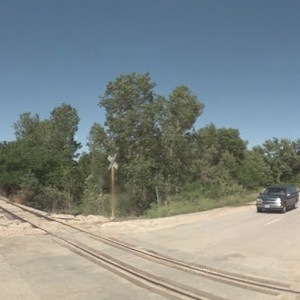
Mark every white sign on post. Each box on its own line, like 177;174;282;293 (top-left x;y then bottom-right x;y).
108;154;118;170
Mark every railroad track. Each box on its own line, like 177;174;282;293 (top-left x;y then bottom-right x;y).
0;196;298;300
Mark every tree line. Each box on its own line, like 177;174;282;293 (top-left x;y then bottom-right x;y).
1;73;300;216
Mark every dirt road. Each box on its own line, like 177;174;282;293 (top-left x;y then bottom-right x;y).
1;201;300;299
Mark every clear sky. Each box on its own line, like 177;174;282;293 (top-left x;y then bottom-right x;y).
1;0;299;152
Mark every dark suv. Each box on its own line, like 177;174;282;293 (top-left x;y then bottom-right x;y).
256;185;299;213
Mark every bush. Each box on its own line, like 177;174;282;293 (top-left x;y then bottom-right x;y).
80;175;110;215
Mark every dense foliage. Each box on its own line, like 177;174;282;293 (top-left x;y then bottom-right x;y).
1;73;300;216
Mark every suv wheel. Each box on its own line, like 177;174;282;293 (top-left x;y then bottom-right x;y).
281;206;286;213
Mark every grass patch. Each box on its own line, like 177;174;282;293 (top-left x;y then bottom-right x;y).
144;191;257;219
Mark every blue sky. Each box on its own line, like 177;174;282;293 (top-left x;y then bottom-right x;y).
1;0;299;152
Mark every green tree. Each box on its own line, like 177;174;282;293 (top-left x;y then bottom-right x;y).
47;104;81;208
159;86;204;196
85;123;110;200
49;104;81;162
13;112;40;140
0;141;24;195
99;73;163;212
197;123;246;165
190;124;247;196
12;113;53;186
98;73;206;213
236;149;272;190
255;138;300;183
5;104;82;211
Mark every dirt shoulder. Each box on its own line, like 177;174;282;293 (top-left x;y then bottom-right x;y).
0;203;253;237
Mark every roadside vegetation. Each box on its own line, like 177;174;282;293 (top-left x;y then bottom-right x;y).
1;73;300;218
144;191;257;218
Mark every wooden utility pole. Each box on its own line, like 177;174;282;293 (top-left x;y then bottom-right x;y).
108;154;118;220
111;163;116;219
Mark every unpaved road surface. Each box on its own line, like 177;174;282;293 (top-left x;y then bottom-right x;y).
1;201;300;299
